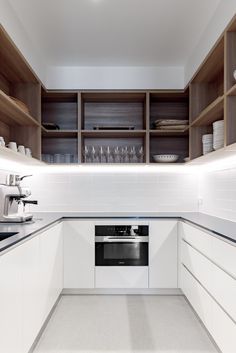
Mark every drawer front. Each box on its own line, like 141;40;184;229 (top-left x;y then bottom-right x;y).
181;221;236;278
180;222;212;257
181;240;236;322
95;266;148;289
211;235;236;279
180;265;213;330
181;265;236;353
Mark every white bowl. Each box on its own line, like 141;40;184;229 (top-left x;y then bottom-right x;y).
153;154;179;163
234;69;236;81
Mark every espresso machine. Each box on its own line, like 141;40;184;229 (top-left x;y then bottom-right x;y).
0;174;38;223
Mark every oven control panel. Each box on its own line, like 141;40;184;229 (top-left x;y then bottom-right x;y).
95;225;149;237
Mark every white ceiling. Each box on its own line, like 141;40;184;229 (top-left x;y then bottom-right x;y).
8;0;221;67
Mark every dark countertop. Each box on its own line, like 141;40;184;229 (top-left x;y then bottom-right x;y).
0;212;235;254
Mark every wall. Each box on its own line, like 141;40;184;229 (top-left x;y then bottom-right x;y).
185;0;236;84
0;0;46;83
25;169;199;213
46;66;184;90
199;165;236;222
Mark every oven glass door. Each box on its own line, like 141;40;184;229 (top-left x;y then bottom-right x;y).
95;241;148;266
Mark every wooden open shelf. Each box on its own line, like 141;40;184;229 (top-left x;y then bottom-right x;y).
0;89;39;126
149;128;189;136
0;145;44;165
191;96;224;127
42;129;78;138
81;130;146;138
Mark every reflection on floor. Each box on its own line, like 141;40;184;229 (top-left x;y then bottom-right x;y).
33;295;219;353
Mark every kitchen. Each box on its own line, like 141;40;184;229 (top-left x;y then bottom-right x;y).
1;1;236;352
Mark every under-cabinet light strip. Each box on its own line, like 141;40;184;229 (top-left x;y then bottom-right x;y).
1;154;236;173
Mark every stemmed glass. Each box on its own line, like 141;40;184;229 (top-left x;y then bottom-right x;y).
129;146;136;163
105;146;112;163
113;146;120;163
99;146;105;163
91;146;97;163
137;146;144;163
83;146;90;163
121;146;129;163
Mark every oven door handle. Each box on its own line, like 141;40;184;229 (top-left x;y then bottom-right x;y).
104;236;145;243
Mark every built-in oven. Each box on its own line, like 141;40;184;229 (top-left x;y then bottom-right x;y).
95;225;149;266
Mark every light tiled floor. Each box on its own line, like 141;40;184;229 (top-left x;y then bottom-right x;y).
33;295;219;353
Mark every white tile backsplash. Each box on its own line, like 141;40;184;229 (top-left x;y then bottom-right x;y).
25;171;199;213
199;166;236;221
1;164;235;220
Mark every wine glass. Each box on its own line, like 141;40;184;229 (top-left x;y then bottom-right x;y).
91;146;97;163
129;146;136;163
105;146;112;163
113;146;120;163
121;146;129;163
99;146;105;163
137;146;144;163
83;146;90;163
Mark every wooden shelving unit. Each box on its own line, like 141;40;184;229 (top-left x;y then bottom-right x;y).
226;83;236;96
190;96;224;127
42;130;78;138
2;15;236;165
0;90;40;126
149;128;189;136
81;130;146;137
0;145;44;165
0;25;41;161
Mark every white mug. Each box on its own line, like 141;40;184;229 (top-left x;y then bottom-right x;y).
25;148;32;157
18;145;25;155
8;141;17;152
0;137;5;147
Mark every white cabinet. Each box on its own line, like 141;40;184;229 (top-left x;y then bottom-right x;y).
181;264;236;353
0;246;23;353
63;220;95;288
95;267;148;288
21;235;42;353
0;222;63;353
40;222;63;322
179;221;236;353
149;220;178;288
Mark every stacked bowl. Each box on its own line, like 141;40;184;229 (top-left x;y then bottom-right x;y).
213;120;224;150
202;134;213;155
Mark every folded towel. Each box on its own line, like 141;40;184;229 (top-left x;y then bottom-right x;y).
154;119;188;126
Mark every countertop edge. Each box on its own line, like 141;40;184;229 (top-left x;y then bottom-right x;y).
0;213;236;254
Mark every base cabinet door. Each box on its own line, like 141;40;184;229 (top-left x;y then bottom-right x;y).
149;220;178;288
0;247;23;353
40;222;63;322
21;235;42;353
63;220;95;288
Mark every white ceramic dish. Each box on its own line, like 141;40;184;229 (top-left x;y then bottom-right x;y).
153;154;179;163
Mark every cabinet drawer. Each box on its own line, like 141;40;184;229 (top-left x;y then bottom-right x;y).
181;240;236;323
180;221;236;279
180;222;212;257
95;267;148;288
181;265;236;353
211;235;236;279
180;265;212;330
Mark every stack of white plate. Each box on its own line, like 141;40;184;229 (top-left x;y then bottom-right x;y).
213;120;224;150
202;134;213;155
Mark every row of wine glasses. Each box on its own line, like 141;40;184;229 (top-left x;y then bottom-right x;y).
83;145;144;163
